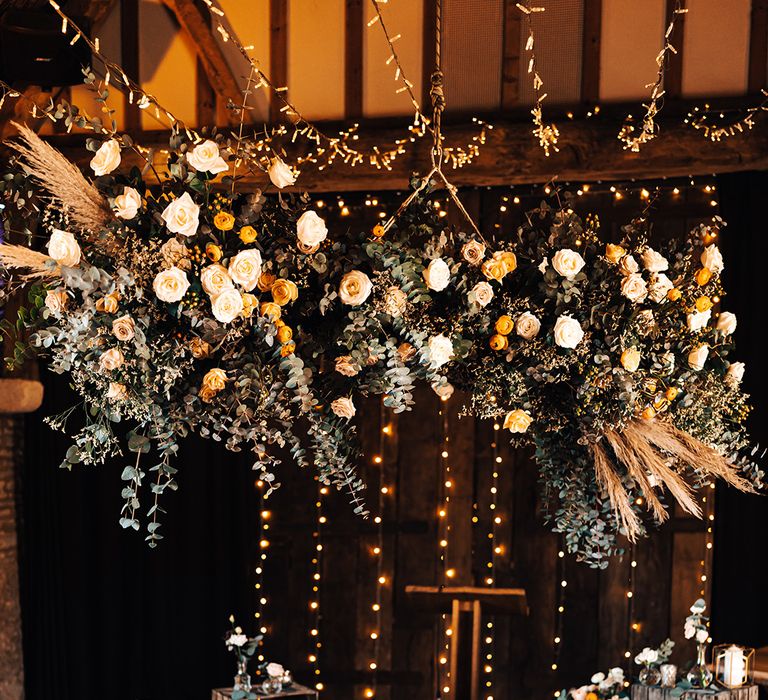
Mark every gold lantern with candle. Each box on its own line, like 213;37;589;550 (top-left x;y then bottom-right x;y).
714;644;755;689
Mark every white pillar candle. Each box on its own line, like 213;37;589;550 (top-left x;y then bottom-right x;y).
723;645;746;687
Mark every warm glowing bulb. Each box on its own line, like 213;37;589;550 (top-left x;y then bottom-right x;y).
446;568;456;578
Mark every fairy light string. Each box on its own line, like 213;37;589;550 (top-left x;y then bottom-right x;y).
685;92;768;142
551;544;566;683
309;480;326;692
255;480;270;664
436;399;454;698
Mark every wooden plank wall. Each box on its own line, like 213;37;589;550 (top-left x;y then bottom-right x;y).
253;184;717;700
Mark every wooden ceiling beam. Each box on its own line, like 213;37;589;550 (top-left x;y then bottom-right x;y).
581;0;602;104
664;0;687;100
159;0;244;126
748;0;768;93
47;110;768;192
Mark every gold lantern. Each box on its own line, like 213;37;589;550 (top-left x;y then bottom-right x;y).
714;644;755;689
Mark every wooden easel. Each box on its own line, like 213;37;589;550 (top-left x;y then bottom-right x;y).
405;585;528;700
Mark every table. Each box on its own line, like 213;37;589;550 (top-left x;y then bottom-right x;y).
631;683;758;700
212;686;318;700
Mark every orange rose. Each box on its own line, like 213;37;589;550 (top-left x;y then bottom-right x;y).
695;295;713;312
257;271;276;292
272;279;299;306
96;292;119;314
495;315;514;335
489;334;509;351
260;302;282;320
241;293;258;317
239;225;258;244
481;258;506;282
372;224;386;238
605;243;626;264
214;211;235;231
280;342;296;357
277;325;293;344
205;243;222;262
667;288;682;302
500;251;517;274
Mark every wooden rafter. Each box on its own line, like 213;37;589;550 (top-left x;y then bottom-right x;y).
748;0;768;93
159;0;245;126
581;0;602;104
269;0;288;124
500;0;522;109
345;0;364;120
664;0;687;100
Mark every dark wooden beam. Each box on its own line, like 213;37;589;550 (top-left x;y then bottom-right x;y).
120;0;141;132
48;107;768;192
193;0;216;126
345;0;364;120
159;0;244;126
421;0;437;108
269;0;289;124
581;0;602;104
500;0;522;110
664;0;686;100
749;0;768;93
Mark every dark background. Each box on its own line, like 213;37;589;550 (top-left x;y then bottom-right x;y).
16;177;768;699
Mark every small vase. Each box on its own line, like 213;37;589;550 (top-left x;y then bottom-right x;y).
687;642;713;689
639;665;661;686
234;658;252;692
261;676;283;694
660;663;678;688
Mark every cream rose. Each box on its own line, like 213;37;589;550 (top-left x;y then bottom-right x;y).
211;288;245;324
161;192;200;237
432;382;454;400
461;240;486;266
620;347;641;372
160;238;190;270
112;315;136;342
153;267;190;303
383;286;408;317
268;157;297;188
503;408;533;433
717;311;737;334
186;139;228;174
99;347;124;372
470;281;494;307
296;210;328;248
551;248;586;280
423;258;451;292
90;139;121;176
45;289;68;314
331;397;356;420
266;663;285;679
687;309;711;332
726;361;745;385
621;273;648;303
701;244;724;274
688;344;709;371
228;249;263;292
619;255;639;275
553;315;584;349
113;187;142;219
106;382;127;400
200;264;234;296
335;356;360;377
428;334;454;368
641;247;669;273
515;311;541;340
648;273;673;303
202;367;228;392
339;270;373;306
47;229;81;267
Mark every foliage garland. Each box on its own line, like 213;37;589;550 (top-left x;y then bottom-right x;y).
0;113;762;565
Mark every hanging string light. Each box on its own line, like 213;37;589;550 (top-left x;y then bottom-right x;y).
550;543;566;686
684;92;768;142
625;542;638;676
436;400;454;699
308;480;326;693
255;479;270;665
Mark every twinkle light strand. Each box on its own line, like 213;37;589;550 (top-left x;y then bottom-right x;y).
685;91;768;142
551;545;566;683
618;1;688;151
517;2;559;156
436;402;454;699
625;542;638;672
700;482;715;600
309;481;326;692
255;480;271;665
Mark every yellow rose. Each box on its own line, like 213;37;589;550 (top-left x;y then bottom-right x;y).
199;385;217;403
214;211;235;231
500;251;518;274
202;367;228;392
96;292;119;314
277;325;293;344
696;267;712;286
272;279;298;306
189;337;212;359
260;302;282;321
241;293;258;317
489;334;509;351
280;342;296;357
205;243;222;262
239;226;258;244
257;272;276;292
481;258;506;282
503;408;533;433
495;315;514;336
605;243;626;264
667;288;682;302
372;224;386;238
695;295;713;312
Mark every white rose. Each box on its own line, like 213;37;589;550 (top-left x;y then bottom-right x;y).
384;286;408;317
609;668;624;683
553;315;584;349
268;157;297;188
153;267;190;303
44;289;68;313
112;315;136;342
428;334;454;368
331;397;356;420
114;186;142;219
47;229;81;267
726;361;745;385
688;344;709;371
716;311;737;335
266;662;285;678
90;139;121;176
696;629;709;643
461;239;486;266
551;248;586;280
106;382;127;401
296;210;328;248
648;273;674;302
516;311;541;339
621;273;648;303
684;620;696;639
701;244;724;274
641;247;669;273
470;281;493;307
186;139;228;174
690;599;706;614
423;258;451;292
432;382;454;400
200;264;234;296
619;255;639;275
339;270;373;305
227;634;248;648
99;347;124;372
687;309;711;332
591;673;606;684
228;249;263;292
210;288;244;324
161;192;200;237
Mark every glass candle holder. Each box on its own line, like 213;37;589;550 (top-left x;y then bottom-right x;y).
714;644;754;689
660;663;677;688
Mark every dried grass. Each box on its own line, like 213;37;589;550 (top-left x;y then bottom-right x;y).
592;440;643;542
0;243;59;281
